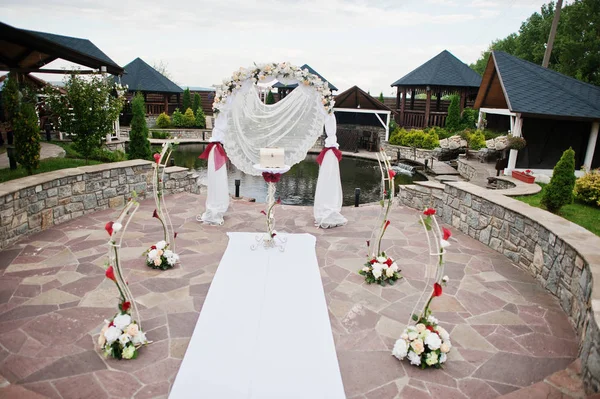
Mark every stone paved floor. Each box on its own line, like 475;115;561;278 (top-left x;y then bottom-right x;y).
0;142;65;170
0;193;586;398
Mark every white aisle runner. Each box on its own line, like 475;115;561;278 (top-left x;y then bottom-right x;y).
169;232;346;399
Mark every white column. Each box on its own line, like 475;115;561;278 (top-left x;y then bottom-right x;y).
385;113;390;141
584;122;599;170
477;109;484;129
506;114;522;173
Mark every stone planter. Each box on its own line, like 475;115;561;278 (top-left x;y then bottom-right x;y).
512;170;535;184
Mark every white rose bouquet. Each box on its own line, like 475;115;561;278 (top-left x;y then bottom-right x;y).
392;317;452;369
98;310;148;360
359;251;401;285
145;240;179;270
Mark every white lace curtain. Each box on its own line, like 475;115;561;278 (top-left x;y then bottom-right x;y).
202;74;345;227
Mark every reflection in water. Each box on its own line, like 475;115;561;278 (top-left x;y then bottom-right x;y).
167;144;426;206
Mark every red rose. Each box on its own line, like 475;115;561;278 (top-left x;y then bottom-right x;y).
121;301;131;312
153;153;161;164
385;258;393;266
384;220;391;230
370;258;377;264
426;325;435;332
276;197;282;205
443;227;452;241
153;209;159;219
105;266;116;282
261;210;267;215
151;245;157;250
424;208;436;216
366;240;370;247
388;169;396;178
174;232;178;239
433;282;443;297
105;221;114;236
109;321;114;327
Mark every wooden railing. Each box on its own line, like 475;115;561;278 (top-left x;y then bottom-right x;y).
402;110;425;128
428;112;447;128
146;103;166;115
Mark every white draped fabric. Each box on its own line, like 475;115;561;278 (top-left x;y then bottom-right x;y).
169;232;346;398
314;150;347;228
200;146;229;225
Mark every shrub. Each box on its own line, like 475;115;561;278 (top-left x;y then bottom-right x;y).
151;130;170;139
92;148;126;162
508;135;527;150
195;106;206;129
266;90;275;105
156;112;171;128
541;148;576;213
192;93;201;114
182;88;191;112
14;102;41;174
182;108;196;128
378;92;384;103
1;73;20;123
427;126;452;140
389;129;438;149
460;108;478;130
127;93;152;161
483;129;503;140
172;108;184;127
574;169;600;207
460;129;486;150
445;95;461;132
389;128;407;146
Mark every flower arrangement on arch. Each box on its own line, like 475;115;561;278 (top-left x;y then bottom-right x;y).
213;62;335;115
145;239;179;270
100;198;149;360
359;249;401;285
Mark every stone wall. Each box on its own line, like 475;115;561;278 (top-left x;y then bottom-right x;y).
0;160;201;251
382;143;436;162
398;181;600;393
120;128;212;141
342;124;386;145
457;157;477;180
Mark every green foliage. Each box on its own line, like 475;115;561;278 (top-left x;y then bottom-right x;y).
508;136;527;150
151;130;171;139
425;126;452;140
541;148;576;213
389;128;439;149
192;93;201;113
378;92;384;102
171;108;184;127
44;73;124;162
574;169;600;207
14;102;41;174
156;112;171;128
445;95;461;132
266;90;275;105
483;129;503;140
0;158;102;183
127;93;152;161
462;129;486;150
183;108;196;128
1;73;21;123
195;106;206;128
460;108;478;130
92;148;126;162
470;1;600;86
182;88;191;112
389;118;399;136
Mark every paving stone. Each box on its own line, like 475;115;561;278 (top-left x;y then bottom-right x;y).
20;350;106;383
337;350;405;397
52;373;108;399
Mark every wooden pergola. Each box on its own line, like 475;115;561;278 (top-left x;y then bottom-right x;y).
391;50;481;129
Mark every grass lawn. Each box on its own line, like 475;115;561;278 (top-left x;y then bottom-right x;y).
0;158;101;184
514;184;600;237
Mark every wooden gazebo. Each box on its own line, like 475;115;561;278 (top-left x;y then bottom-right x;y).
273;64;337;99
391;50;481;129
119;58;183;116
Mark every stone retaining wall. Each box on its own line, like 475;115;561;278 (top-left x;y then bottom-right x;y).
382;143;436;162
398;181;600;393
457;157;477;180
120;127;212;141
0;160;201;251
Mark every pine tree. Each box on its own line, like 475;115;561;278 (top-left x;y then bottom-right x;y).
195;106;206;129
378;92;384;103
183;108;196;128
445;95;461;132
182;88;191;112
541;148;576;213
266;90;275;105
127;93;152;160
192;93;201;114
14;102;41;174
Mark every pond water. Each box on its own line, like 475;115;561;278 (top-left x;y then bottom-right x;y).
168;144;426;206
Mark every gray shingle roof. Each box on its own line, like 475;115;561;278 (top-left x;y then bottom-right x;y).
493;51;600;119
120;58;183;94
273;64;337;91
23;29;121;70
391;50;481;88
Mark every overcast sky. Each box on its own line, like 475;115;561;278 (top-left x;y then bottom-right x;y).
2;0;549;95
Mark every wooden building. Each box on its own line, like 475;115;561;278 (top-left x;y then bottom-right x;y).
187;86;215;116
391;50;481;129
273;64;337;100
119;58;183;116
474;51;600;173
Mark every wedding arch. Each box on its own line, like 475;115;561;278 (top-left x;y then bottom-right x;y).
198;62;347;228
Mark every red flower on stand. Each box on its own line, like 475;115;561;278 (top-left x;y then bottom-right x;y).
262;172;281;183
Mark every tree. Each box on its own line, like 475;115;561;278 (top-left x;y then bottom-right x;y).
45;73;124;163
470;0;600;86
183;108;196;128
127;93;152;160
266;90;275;105
445;95;461;132
14;102;41;175
541;147;576;213
378;92;384;103
195;106;206;128
1;72;21;123
152;60;172;80
182;88;191;112
192;93;201;114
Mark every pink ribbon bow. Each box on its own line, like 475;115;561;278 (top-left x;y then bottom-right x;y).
262;172;281;183
199;142;228;170
316;147;342;165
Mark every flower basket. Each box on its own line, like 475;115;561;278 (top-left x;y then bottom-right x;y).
512;170;535;184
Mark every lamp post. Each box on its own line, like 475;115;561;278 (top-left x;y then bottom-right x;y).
6;146;17;170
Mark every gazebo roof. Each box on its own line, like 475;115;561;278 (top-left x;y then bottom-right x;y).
273;64;337;91
391;50;481;89
474;51;600;120
120;58;183;94
334;86;395;113
0;21;123;76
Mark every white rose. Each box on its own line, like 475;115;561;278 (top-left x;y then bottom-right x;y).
424;332;442;350
390;262;399;272
386;268;395;278
437;327;450;342
156;240;167;250
362;266;370;272
164;250;173;258
167;256;177;265
372;262;385;272
427;315;438;325
112;222;122;233
440;239;451;249
392;339;408;360
372;269;382;279
131;330;147;346
416;323;426;333
411;338;425;354
442;275;449;283
440;342;451;353
377;256;387;264
407;327;418;341
401;333;409;340
426;351;439;366
148;249;158;259
119;333;131;346
440;353;447;364
104;326;121;344
407;351;421;366
113;314;132;330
